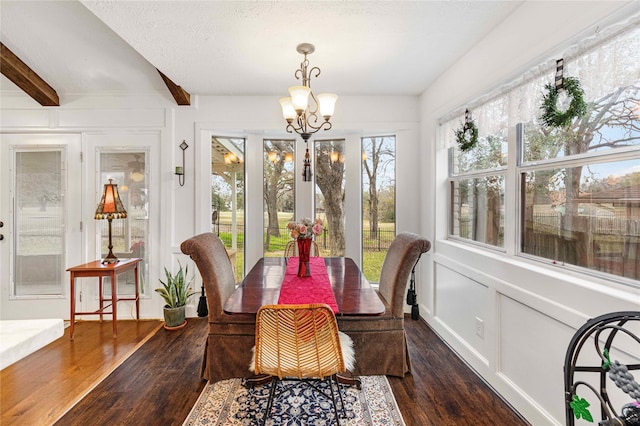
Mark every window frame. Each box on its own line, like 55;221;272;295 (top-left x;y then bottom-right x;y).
447;140;509;252
443;21;640;287
515;124;640;285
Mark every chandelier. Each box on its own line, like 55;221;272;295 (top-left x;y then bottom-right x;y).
279;43;338;181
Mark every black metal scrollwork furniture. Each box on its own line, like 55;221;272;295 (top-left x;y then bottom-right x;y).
564;311;640;426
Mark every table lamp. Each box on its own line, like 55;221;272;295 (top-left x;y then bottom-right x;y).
95;179;128;264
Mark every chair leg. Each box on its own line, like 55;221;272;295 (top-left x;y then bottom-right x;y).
333;375;347;420
327;375;342;425
262;377;279;426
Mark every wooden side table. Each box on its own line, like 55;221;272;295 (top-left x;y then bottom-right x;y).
67;258;141;339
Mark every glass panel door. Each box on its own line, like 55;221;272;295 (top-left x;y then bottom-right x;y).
0;133;82;320
362;136;396;283
315;139;345;256
98;151;150;297
14;151;65;296
211;136;245;280
263;139;295;257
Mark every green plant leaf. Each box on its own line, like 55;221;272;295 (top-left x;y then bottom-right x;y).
570;395;593;422
602;348;611;370
155;260;195;308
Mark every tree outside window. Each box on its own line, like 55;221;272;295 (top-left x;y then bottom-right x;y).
263;139;295;257
315;140;345;256
362;136;396;283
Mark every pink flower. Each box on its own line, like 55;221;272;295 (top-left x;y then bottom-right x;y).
289;218;324;239
312;223;323;235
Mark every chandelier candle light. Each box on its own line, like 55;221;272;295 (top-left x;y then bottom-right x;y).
95;179;128;264
279;43;338;182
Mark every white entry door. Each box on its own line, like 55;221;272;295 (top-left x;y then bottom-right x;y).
0;134;83;320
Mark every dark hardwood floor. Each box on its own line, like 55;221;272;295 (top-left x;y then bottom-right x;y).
54;316;529;426
390;317;529;425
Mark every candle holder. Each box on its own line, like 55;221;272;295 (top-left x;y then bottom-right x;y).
176;140;188;186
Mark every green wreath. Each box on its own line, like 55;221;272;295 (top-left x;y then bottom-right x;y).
540;77;587;128
455;119;478;152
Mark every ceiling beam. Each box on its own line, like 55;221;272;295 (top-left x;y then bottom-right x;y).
0;42;59;106
157;69;190;106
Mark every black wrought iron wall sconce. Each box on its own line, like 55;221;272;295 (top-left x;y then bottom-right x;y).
175;140;188;186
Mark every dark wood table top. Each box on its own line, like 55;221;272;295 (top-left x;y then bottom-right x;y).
223;257;385;315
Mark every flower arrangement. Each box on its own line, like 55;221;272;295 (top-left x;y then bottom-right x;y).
287;217;324;239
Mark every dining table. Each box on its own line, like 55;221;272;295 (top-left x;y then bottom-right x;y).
223;256;385;316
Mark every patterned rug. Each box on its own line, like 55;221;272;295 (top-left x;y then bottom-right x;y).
183;375;405;425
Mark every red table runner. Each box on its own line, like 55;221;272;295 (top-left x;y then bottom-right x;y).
277;257;339;313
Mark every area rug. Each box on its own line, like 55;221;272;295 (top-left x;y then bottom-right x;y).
183;375;405;425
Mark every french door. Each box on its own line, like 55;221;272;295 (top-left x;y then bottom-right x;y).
82;134;157;319
0;134;83;320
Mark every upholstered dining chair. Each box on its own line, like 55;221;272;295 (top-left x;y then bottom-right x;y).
283;239;320;258
336;232;431;377
250;303;355;426
180;232;256;382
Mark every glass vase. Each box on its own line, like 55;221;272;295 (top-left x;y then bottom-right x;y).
297;238;312;277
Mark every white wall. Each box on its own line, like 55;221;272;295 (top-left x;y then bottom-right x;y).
419;2;640;424
172;95;420;275
0;92;419;321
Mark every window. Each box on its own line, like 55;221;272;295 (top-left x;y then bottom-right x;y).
99;151;149;296
263;139;295;257
519;80;640;279
362;136;396;283
13;150;65;296
444;20;639;283
449;102;508;249
315;139;345;256
211;136;245;279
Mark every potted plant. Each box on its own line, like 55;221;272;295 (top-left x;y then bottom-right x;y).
155;261;196;330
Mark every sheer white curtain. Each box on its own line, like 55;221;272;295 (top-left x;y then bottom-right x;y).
439;13;640;149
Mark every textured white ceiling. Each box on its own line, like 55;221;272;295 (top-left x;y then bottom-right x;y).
0;1;523;98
